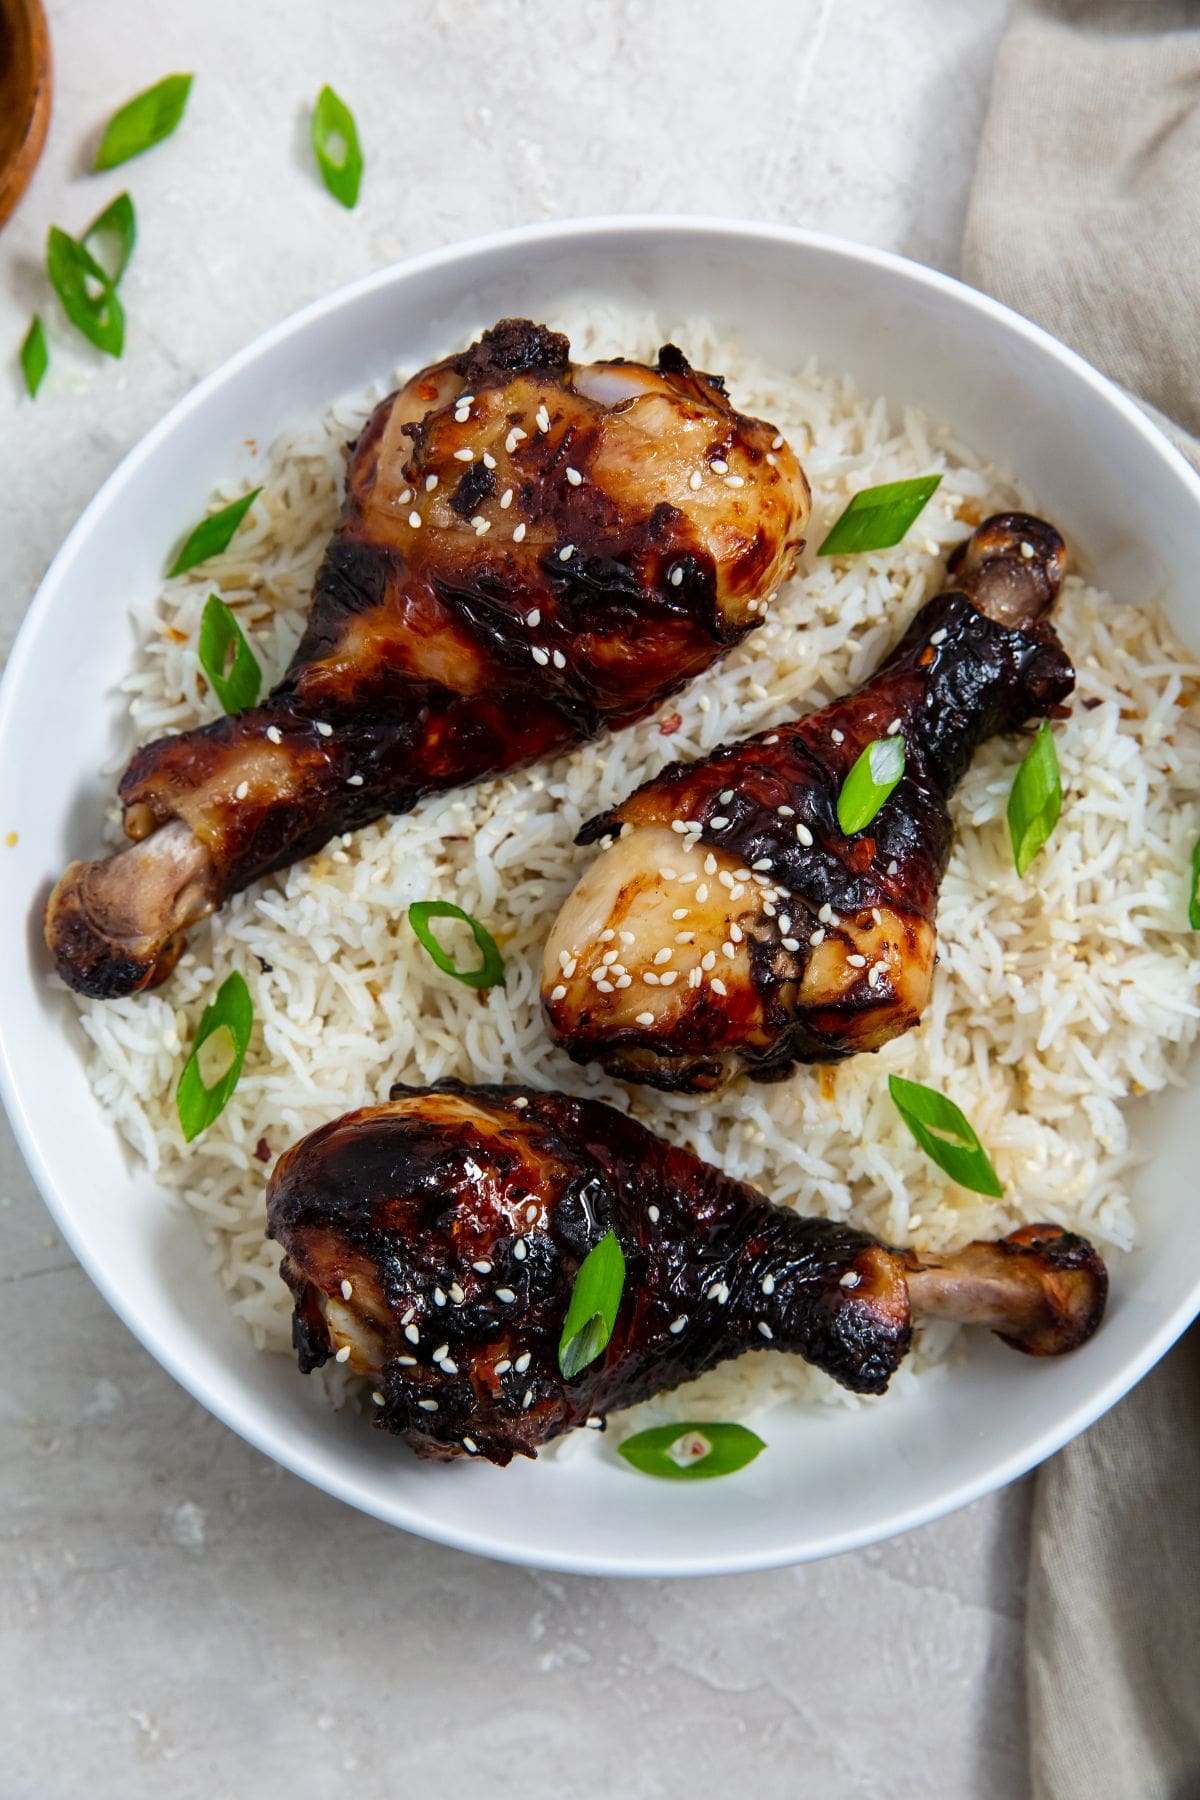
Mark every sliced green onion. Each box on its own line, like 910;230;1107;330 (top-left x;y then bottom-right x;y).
94;73;193;170
311;85;364;209
558;1230;626;1379
408;901;505;990
176;971;253;1143
46;227;124;358
82;191;137;286
20;316;48;397
1007;722;1061;878
818;474;943;557
837;733;905;834
199;594;262;714
168;488;262;577
888;1073;1003;1198
618;1421;766;1482
1189;838;1200;931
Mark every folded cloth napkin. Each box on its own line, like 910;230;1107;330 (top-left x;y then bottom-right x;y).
963;5;1200;1797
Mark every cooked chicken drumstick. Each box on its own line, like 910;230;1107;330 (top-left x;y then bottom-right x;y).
543;513;1075;1091
45;319;809;999
266;1083;1107;1466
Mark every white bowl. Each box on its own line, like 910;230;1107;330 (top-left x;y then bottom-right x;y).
3;218;1199;1577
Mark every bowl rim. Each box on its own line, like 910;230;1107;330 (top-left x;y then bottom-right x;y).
4;212;1200;1577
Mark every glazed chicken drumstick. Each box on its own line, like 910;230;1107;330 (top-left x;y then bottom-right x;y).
45;319;809;998
542;512;1075;1091
266;1083;1107;1466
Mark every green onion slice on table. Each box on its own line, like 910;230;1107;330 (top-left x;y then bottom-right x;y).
20;317;48;396
46;227;124;358
94;73;193;170
618;1421;767;1481
558;1230;626;1379
176;972;253;1143
311;85;364;209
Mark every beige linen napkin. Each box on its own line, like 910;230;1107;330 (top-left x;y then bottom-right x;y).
964;4;1200;1796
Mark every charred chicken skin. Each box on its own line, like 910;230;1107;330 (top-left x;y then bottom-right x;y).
45;319;809;999
543;513;1075;1091
266;1082;1107;1466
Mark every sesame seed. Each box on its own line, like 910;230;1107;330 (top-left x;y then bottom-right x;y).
711;977;727;996
434;1288;447;1306
696;884;709;901
669;567;684;587
721;941;735;959
772;434;784;450
482;452;497;470
586;1415;604;1429
718;870;734;889
315;720;333;737
615;974;632;988
708;1281;730;1304
710;815;729;830
867;965;883;988
701;950;716;971
496;1288;516;1304
433;1342;450;1362
818;903;834;924
782;937;800;952
671;819;687;834
522;1389;534;1409
653;947;672;965
778;804;794;816
472;515;492;536
514;1238;527;1261
235;781;249;800
689;968;701;987
372;1390;386;1405
764;734;779;745
840;1270;861;1289
689;469;703;489
644;971;661;985
397;1356;416;1367
711;458;729;474
449;1282;465;1302
562;955;578;975
340;1279;353;1300
648;1205;660;1223
404;1325;419;1344
494;1359;512;1375
463;1436;478;1453
761;1273;775;1295
797;823;814;846
453;447;474;462
566;466;582;485
513;522;527;542
335;1345;351;1363
408;511;422;529
636;1010;655;1025
757;1322;774;1339
425;473;439;491
505;427;526;453
531;646;549;666
347;773;364;786
752;857;772;871
536;404;551;433
730;923;743;942
401;1307;416;1324
1020;540;1035;559
598;928;615;942
831;728;844;745
811;928;826;945
399;488;413;504
454;406;470;423
669;1315;688;1334
266;725;282;744
499;488;514;510
512;1353;532;1376
559;544;574;562
847;954;867;967
550;983;567;1001
887;718;903;735
929;628;947;645
552;649;566;669
619;931;635;945
887;859;899;876
418;1399;439;1412
724;474;745;488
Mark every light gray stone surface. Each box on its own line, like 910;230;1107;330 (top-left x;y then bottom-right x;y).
0;3;1027;1795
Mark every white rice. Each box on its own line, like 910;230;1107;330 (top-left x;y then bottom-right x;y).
71;307;1200;1434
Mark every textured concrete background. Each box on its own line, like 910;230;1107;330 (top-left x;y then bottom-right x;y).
0;3;1025;1795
